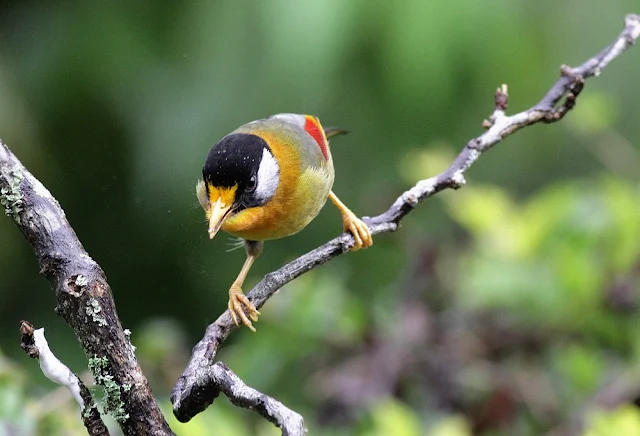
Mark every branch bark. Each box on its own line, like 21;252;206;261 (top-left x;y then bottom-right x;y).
171;12;640;424
0;144;173;435
173;361;305;435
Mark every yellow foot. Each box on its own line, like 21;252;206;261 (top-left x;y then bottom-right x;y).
228;284;260;332
342;210;373;251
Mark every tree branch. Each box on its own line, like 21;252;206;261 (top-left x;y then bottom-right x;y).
172;12;640;424
20;321;109;436
0;144;173;435
173;361;305;435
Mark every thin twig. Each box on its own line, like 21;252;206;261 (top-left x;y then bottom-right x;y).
20;321;109;436
172;13;640;424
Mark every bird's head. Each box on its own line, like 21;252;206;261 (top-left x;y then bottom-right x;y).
197;133;280;239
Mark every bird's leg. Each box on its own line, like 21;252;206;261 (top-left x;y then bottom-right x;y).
328;191;373;251
228;240;263;331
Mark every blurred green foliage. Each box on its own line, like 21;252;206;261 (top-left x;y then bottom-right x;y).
1;1;639;435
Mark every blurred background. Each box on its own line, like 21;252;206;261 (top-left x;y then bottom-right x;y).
1;1;639;435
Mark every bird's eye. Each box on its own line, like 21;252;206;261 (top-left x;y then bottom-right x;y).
246;175;257;192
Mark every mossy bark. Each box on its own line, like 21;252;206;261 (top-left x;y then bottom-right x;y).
1;142;174;436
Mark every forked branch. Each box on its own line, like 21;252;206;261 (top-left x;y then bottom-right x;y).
171;13;640;430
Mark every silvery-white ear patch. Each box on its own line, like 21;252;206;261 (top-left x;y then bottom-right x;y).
196;179;208;210
255;148;280;202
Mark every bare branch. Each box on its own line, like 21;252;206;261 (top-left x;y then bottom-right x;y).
20;321;109;436
173;361;305;435
0;144;173;435
172;13;640;424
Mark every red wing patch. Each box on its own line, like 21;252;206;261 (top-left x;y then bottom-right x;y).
304;115;329;161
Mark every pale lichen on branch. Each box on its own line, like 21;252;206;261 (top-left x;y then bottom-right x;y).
19;321;108;436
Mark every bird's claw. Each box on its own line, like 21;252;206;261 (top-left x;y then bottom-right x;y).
228;285;260;332
342;211;373;251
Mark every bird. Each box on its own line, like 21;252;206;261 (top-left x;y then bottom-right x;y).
196;113;373;331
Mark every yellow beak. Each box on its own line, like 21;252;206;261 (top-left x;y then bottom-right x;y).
208;197;233;239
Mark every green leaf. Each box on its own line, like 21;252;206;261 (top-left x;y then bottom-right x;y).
365;398;422;436
567;91;618;136
584;405;640;436
429;415;471;436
